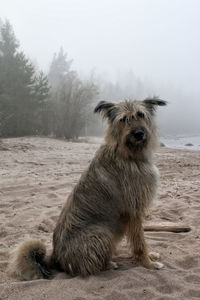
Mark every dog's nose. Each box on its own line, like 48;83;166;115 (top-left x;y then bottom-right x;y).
131;129;145;141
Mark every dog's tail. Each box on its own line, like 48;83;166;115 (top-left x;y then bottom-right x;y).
8;239;53;280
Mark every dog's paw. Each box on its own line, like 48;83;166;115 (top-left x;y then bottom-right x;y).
148;251;160;261
108;261;119;270
141;258;164;270
151;261;164;269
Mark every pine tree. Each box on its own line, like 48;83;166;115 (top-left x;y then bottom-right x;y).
32;71;50;135
0;20;49;137
48;47;74;88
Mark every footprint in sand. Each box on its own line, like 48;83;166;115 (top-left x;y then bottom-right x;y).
184;274;200;284
50;215;59;222
176;255;199;270
156;284;180;295
0;230;7;238
184;289;200;298
105;290;128;300
37;219;55;233
47;193;57;199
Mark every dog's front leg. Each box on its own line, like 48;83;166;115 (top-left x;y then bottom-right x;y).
128;214;164;269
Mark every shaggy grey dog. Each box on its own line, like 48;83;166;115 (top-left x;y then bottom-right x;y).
8;97;166;280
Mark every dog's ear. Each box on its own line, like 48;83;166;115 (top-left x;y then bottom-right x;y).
143;97;167;114
94;101;117;121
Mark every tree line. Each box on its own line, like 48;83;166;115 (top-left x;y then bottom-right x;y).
1;20;195;138
0;20;98;139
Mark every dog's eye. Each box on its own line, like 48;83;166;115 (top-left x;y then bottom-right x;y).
137;112;145;118
120;116;126;123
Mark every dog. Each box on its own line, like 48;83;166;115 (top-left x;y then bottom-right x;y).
8;97;166;280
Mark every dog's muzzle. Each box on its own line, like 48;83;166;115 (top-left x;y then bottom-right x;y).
130;128;146;141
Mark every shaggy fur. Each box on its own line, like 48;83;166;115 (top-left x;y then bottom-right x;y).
8;97;166;280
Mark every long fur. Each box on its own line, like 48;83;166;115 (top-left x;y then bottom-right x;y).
8;98;166;280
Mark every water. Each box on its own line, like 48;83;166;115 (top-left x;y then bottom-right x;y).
160;135;200;150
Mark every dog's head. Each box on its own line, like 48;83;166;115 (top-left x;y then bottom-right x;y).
94;98;167;159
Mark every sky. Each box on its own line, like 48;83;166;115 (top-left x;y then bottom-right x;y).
1;0;200;95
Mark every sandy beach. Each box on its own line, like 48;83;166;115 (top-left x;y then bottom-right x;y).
0;137;200;300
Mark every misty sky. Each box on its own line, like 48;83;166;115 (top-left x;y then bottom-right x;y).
1;0;200;94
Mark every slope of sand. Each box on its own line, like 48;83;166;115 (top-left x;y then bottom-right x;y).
0;137;200;300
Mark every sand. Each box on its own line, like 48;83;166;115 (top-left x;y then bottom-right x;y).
0;137;200;300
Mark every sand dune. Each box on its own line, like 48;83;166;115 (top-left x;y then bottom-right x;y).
0;137;200;300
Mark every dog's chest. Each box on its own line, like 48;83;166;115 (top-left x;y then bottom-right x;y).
121;162;159;208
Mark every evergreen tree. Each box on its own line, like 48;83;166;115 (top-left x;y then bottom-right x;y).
32;71;50;135
48;47;74;88
0;20;49;137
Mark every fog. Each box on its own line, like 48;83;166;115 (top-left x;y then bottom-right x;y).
1;0;200;135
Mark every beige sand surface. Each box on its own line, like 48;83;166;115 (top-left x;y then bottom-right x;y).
0;137;200;300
